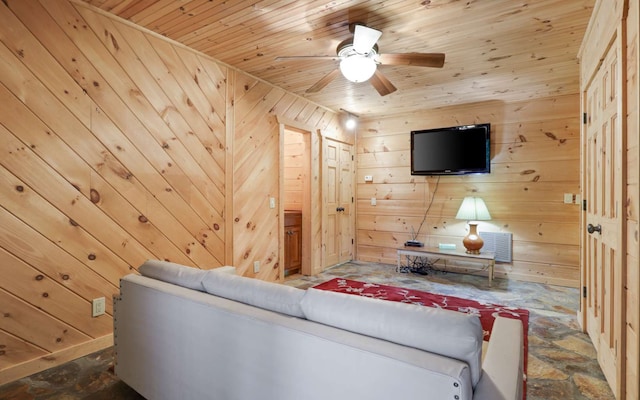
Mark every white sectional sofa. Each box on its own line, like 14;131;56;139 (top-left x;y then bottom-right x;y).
114;260;524;400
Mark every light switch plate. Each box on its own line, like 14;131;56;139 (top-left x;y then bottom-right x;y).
563;193;573;204
364;175;373;182
269;197;276;209
370;197;377;206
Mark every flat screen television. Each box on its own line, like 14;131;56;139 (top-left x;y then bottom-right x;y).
411;123;491;175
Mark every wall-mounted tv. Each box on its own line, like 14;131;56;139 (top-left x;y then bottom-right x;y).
411;123;491;175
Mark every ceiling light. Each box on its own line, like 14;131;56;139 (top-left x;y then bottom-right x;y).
345;116;357;130
340;109;359;130
339;55;377;83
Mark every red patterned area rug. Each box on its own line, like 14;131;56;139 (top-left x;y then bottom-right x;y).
313;278;529;398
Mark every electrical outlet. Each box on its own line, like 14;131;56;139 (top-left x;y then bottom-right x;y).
92;297;106;317
364;175;373;182
253;261;260;273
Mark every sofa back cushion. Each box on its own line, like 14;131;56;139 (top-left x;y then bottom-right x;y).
138;260;209;291
201;272;306;318
300;288;484;387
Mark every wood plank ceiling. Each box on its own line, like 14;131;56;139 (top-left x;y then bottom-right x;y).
81;0;595;117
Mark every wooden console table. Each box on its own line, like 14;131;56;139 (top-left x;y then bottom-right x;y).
397;246;496;286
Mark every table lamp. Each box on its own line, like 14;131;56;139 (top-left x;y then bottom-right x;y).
455;197;491;254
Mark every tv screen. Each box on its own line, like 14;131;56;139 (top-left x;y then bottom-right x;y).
411;124;491;175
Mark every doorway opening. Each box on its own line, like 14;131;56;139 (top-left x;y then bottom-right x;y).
283;126;311;277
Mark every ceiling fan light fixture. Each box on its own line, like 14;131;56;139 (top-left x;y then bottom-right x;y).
339;55;377;83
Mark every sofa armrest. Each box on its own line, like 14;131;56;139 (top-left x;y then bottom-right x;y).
474;316;524;400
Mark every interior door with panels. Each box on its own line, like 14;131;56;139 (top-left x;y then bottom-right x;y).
582;31;626;398
322;137;354;269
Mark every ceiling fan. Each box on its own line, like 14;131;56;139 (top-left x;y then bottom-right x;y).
275;23;445;96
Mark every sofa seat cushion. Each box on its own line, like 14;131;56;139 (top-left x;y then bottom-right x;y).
138;260;211;291
201;272;306;318
300;288;484;387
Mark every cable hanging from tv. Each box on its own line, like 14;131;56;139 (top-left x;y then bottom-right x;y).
405;175;440;248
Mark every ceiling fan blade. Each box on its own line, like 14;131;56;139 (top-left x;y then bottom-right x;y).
306;69;341;93
369;70;397;96
353;24;382;54
378;53;445;68
275;56;339;61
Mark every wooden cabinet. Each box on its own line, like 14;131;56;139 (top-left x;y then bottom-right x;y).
284;211;302;276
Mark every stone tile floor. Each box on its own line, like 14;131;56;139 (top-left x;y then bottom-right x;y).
0;261;614;399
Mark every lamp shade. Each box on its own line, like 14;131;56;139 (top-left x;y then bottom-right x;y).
339;55;377;82
455;197;492;221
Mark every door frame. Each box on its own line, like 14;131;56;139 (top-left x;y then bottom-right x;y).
277;117;317;277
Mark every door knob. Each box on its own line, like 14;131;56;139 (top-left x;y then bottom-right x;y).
587;223;602;234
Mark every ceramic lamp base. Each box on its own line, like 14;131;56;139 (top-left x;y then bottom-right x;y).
462;222;484;254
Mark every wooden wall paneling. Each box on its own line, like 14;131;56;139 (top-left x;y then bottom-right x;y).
0;331;47;372
279;97;310;122
358;196;579;222
144;37;227;161
284;130;305;210
29;0;224;265
85;11;227;206
107;19;229;180
360;95;581;138
0;165;125;302
304;108;329;129
0;205;117;314
357;213;579;245
0;123;150;280
0;71;190;267
224;67;235;266
356;95;581;286
0;289;90;354
0;117;156;268
309;130;323;275
358;181;580;205
233;80;283;279
0;248;112;337
34;0;223;264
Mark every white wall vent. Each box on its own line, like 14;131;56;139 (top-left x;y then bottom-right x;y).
480;231;512;263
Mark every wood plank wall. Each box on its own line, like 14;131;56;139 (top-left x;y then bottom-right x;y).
284;129;305;211
0;0;347;384
356;94;582;287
